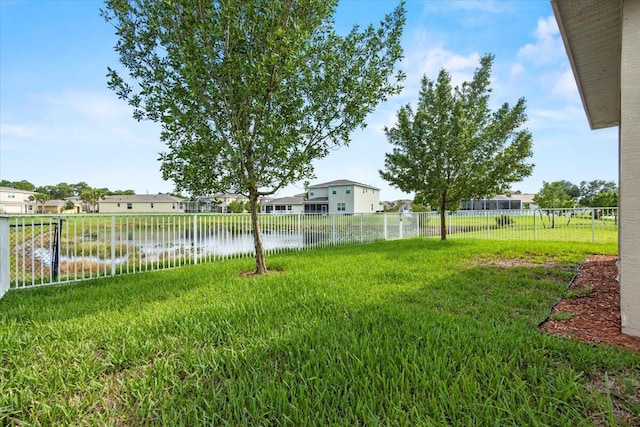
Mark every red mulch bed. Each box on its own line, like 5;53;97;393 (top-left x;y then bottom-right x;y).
540;254;640;352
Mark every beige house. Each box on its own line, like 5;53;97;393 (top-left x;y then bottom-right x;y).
99;194;186;214
41;199;83;214
0;186;36;214
305;179;381;214
552;0;639;336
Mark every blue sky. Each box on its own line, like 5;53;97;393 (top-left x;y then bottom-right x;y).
0;0;618;201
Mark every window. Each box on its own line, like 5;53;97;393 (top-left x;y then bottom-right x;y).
310;190;315;197
7;193;15;199
172;203;176;209
346;186;351;194
337;203;346;211
287;205;292;211
126;203;133;210
117;203;120;207
331;186;337;195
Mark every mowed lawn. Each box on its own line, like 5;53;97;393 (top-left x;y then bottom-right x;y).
1;239;638;426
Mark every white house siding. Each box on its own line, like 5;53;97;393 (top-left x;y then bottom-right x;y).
0;187;36;214
353;186;380;213
261;196;305;214
328;185;354;213
620;0;640;337
309;187;328;199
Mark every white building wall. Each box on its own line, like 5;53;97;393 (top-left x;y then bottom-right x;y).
309;187;328;199
327;185;354;213
0;188;36;214
620;0;640;337
99;201;185;214
353;186;380;213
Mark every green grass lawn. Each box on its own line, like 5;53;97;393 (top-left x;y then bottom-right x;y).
1;239;638;426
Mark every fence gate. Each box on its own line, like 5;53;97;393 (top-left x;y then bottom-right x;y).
8;217;63;288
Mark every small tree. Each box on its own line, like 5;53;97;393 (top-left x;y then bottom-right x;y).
29;192;50;214
380;54;533;240
533;181;576;209
63;200;77;213
591;188;618;208
80;189;106;213
227;200;245;214
533;181;577;228
103;0;405;274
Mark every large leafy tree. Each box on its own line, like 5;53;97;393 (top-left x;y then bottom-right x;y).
102;0;406;274
380;54;533;240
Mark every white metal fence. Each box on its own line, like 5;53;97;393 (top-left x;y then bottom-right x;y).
0;208;617;294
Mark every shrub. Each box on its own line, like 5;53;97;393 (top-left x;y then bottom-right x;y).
495;215;514;227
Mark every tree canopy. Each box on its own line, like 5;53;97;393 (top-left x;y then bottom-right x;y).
103;0;406;273
579;180;618;207
533;181;576;209
380;54;533;240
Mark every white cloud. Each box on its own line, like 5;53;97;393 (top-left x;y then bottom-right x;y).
551;69;578;98
400;32;481;96
510;63;524;78
517;15;564;66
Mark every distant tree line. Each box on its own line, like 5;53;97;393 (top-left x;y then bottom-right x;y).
533;179;618;209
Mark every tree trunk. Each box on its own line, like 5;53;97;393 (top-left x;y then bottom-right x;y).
249;189;268;274
439;196;447;241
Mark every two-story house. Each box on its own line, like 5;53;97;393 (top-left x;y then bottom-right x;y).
0;186;36;214
304;179;381;214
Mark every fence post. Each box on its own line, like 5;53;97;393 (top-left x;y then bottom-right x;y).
111;216;117;276
193;214;198;264
331;214;336;246
0;217;9;299
533;210;537;241
360;214;364;243
486;211;490;239
297;214;302;250
592;208;596;243
399;212;403;239
383;213;388;240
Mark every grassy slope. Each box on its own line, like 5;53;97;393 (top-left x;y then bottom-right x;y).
1;239;638;426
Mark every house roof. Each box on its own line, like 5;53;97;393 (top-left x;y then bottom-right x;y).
262;196;305;206
44;200;67;207
309;179;379;190
551;0;622;129
101;194;185;203
510;193;536;204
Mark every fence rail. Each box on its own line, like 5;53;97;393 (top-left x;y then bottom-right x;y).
0;208;617;293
